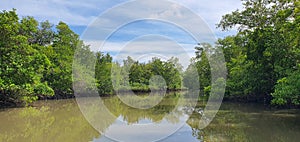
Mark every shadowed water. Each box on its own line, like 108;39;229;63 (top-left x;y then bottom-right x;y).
0;92;299;142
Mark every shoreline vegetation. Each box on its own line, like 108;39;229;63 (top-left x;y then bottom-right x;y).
1;0;300;108
42;89;187;99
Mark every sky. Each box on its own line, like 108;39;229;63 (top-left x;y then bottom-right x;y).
0;0;243;67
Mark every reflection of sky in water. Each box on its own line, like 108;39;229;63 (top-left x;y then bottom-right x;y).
94;123;199;142
97;107;191;142
77;91;199;142
116;116;153;124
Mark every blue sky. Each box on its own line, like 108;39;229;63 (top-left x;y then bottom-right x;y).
0;0;242;66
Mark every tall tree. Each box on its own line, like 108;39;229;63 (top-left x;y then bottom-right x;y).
218;0;300;104
0;10;53;105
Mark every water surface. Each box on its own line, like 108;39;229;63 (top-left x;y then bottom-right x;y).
0;92;299;142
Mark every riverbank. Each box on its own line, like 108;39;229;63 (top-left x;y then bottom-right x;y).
222;95;300;109
2;90;299;110
0;89;187;108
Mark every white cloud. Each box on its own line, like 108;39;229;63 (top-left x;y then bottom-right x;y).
1;0;241;68
2;0;241;65
82;0;221;46
0;0;101;25
85;35;195;54
84;35;196;68
0;0;242;36
181;0;243;36
174;0;242;25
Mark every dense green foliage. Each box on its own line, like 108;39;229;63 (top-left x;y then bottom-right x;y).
184;0;300;106
1;0;300;107
0;9;93;105
183;43;211;95
95;55;183;95
0;9;53;105
95;52;114;95
0;9;183;105
214;0;300;106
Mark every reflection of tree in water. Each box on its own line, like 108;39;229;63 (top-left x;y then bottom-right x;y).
186;102;300;142
102;92;181;124
186;102;249;142
2;91;189;142
0;100;100;142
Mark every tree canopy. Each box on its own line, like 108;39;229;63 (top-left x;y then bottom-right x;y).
0;9;183;106
1;0;300;108
215;0;300;106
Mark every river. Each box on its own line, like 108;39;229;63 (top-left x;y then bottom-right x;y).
0;91;299;142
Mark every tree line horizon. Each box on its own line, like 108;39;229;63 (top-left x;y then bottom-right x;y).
1;0;300;107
